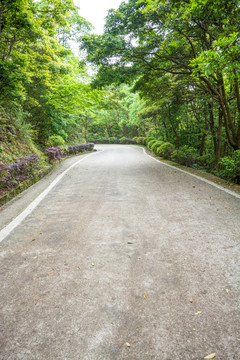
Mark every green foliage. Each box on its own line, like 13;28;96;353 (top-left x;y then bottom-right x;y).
90;84;145;139
157;142;175;159
109;137;117;143
170;146;199;167
147;139;157;148
136;137;146;145
0;0;97;147
120;137;127;144
47;135;65;147
151;141;164;153
1;0;240;186
218;150;240;183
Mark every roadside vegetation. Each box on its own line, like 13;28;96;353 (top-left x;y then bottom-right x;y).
1;0;240;197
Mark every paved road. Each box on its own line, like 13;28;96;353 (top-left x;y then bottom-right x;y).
0;145;239;360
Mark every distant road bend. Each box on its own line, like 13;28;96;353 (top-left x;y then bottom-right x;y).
0;144;239;360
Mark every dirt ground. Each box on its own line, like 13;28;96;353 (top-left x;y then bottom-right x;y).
0;145;239;360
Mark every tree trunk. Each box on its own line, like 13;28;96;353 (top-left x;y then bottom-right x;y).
168;105;179;147
200;120;209;156
214;109;223;170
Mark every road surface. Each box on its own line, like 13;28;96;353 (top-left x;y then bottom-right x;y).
0;145;239;360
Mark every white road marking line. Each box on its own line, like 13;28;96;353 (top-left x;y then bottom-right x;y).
142;147;240;199
0;151;103;243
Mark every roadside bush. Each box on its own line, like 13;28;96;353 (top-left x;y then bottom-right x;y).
147;139;157;149
197;153;215;170
8;155;39;176
120;137;133;144
68;143;94;155
0;155;39;189
46;147;63;161
94;138;109;144
47;135;65;147
171;145;199;166
109;137;117;143
145;136;156;145
120;137;127;144
136;137;145;145
218;150;240;183
157;142;175;159
151;141;164;153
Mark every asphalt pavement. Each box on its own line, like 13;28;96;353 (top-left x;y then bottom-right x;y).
0;145;239;360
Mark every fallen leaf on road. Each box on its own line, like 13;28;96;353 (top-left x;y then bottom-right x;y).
128;241;133;244
91;263;95;267
190;297;193;303
31;238;36;242
194;311;202;316
204;353;216;359
144;293;147;298
125;342;131;347
78;266;81;270
226;289;229;293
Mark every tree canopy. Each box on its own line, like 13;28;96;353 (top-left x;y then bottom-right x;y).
82;0;240;151
1;0;240;183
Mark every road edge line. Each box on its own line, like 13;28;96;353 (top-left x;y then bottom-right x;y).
0;150;103;243
141;147;240;199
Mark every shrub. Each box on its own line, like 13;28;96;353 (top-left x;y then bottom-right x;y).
46;147;63;161
109;137;117;144
218;150;240;183
8;155;39;176
94;138;109;144
136;137;145;145
68;143;94;155
233;149;240;179
47;135;65;147
170;145;199;166
157;142;175;159
120;137;133;144
147;139;157;149
151;141;164;153
145;136;155;145
197;153;215;170
1;155;39;189
120;137;127;144
85;143;94;151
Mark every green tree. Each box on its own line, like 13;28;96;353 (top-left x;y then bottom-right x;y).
82;0;240;151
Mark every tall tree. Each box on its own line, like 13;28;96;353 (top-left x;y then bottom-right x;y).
82;0;240;150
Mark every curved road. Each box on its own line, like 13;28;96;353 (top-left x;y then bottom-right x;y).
0;145;239;360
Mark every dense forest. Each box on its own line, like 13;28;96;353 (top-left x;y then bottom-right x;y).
0;0;240;187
